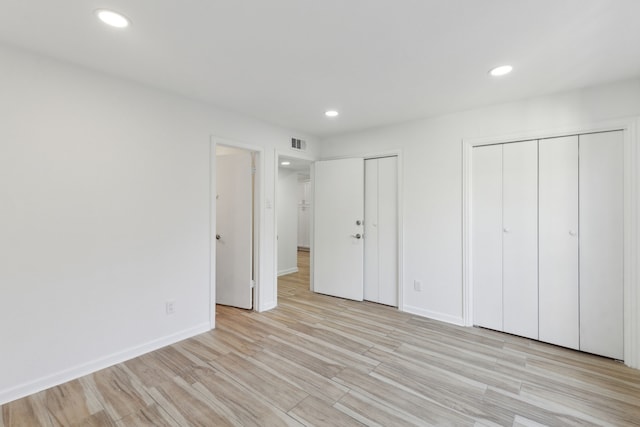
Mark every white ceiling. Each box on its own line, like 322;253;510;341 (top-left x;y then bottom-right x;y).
1;1;639;137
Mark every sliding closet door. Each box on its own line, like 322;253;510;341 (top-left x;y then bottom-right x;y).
472;145;503;331
364;157;398;306
579;131;624;359
502;140;538;339
539;136;579;349
377;156;398;306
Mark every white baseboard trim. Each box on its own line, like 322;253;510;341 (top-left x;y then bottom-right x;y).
402;305;465;326
277;267;298;277
0;322;211;406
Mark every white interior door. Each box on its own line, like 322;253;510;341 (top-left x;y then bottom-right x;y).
472;144;503;331
364;157;398;306
503;140;538;340
216;150;253;309
579;131;624;359
539;136;579;349
313;158;364;301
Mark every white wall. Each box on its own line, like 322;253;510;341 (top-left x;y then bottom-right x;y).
0;43;318;404
277;169;298;275
320;78;640;327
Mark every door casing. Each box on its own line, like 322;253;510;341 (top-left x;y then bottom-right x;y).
210;137;263;328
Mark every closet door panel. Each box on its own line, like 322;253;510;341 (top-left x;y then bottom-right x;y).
503;140;538;339
364;157;398;307
539;136;579;349
579;131;624;359
377;157;398;306
472;145;503;331
364;159;380;303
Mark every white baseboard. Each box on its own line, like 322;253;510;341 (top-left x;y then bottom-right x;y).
277;267;298;277
402;305;465;326
0;322;211;406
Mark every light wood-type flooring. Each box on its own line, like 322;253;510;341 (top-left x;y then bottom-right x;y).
3;251;640;426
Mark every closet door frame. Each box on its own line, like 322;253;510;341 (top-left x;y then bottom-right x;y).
314;149;404;311
462;117;639;368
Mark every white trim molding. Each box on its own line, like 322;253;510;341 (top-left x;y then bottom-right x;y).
462;117;640;368
278;267;299;276
403;305;465;327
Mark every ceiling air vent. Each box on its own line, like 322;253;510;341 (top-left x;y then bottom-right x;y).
291;138;306;151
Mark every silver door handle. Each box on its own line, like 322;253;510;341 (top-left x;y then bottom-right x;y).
351;233;362;239
216;234;221;240
503;228;510;233
569;230;576;236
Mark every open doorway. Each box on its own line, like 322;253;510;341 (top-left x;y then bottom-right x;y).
215;144;259;311
277;155;312;279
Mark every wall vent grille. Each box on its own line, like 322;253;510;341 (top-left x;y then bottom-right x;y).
291;138;306;151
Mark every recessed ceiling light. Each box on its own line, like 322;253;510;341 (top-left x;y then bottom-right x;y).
95;9;130;28
281;161;291;166
489;65;513;77
325;110;339;118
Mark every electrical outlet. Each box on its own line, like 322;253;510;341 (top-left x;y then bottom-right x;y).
413;280;423;292
166;300;176;315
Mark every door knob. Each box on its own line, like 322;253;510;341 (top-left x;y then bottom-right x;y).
569;230;576;236
351;233;362;239
503;228;510;233
216;234;221;240
356;220;362;226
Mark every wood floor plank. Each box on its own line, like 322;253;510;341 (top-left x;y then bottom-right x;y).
86;365;154;422
288;395;365;427
259;335;345;379
207;352;308;412
114;404;178;427
481;387;604;427
1;395;51;427
519;381;640;426
191;371;301;427
251;348;349;404
73;411;116;427
42;380;97;426
335;390;432;427
147;377;233;427
334;367;476;425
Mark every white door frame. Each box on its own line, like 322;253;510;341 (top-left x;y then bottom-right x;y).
462;117;640;368
312;150;404;311
210;136;264;328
